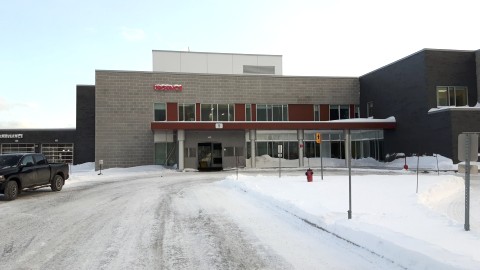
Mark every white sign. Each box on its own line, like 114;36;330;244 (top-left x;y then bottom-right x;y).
0;134;23;139
458;134;479;161
278;145;283;154
215;123;223;129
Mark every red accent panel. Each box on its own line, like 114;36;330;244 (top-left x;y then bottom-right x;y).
289;104;314;121
196;103;200;121
350;104;355;118
320;105;329;121
235;104;245;121
252;104;256;121
151;121;396;130
167;103;178;121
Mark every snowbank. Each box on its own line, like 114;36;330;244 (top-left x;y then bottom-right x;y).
219;173;480;269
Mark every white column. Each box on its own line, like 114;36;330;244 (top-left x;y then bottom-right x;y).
178;129;185;171
297;129;304;167
250;130;256;168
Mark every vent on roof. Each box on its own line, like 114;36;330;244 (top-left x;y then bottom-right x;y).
243;65;275;75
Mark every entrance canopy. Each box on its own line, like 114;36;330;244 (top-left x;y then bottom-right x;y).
151;118;396;131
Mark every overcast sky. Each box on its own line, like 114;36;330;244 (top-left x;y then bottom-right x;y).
1;0;479;129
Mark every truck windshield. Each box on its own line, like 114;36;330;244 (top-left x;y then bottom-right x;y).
0;155;22;168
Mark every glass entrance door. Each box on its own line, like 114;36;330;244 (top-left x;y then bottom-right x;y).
198;142;223;170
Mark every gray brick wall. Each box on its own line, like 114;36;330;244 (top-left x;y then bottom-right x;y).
95;71;359;168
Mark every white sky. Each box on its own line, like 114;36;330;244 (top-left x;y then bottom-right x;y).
1;0;479;128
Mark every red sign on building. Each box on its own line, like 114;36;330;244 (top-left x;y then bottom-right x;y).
154;84;183;91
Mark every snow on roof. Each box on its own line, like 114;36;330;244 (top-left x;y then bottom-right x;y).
428;103;480;114
329;116;396;123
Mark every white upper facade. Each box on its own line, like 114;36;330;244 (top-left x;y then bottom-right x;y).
152;50;282;75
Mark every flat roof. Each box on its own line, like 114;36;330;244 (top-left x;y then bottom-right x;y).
152;49;282;58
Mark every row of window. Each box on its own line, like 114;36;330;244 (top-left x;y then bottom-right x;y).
1;143;74;163
363;86;468;118
436;86;468;107
154;104;360;121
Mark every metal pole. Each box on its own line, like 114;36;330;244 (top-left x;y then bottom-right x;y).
435;154;439;176
236;155;239;180
320;143;324;180
346;130;352;219
416;154;419;193
465;134;471;231
279;155;281;178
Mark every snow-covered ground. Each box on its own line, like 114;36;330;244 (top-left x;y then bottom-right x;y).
2;156;478;269
67;155;480;269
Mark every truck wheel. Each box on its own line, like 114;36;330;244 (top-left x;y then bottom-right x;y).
4;181;19;201
51;175;64;192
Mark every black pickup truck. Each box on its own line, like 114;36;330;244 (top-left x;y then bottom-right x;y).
0;153;70;201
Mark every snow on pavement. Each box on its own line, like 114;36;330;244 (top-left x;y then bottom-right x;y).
68;161;480;269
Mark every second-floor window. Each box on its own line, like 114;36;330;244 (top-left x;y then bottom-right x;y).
200;104;234;121
257;104;288;121
245;104;252;121
437;86;468;107
154;103;166;121
179;104;196;121
329;105;349;120
314;105;321;121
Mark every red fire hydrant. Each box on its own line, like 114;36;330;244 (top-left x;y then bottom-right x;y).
305;168;313;182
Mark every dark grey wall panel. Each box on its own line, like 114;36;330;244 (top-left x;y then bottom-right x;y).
75;85;95;164
360;49;478;161
360;50;427;156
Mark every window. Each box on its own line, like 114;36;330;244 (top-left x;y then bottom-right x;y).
224;147;235;156
20;155;34;166
179;104;195;121
329;105;350;120
437;86;468;107
256;104;288;121
34;154;47;165
243;65;275;75
224;147;243;157
1;143;35;154
42;143;74;163
154;103;166;121
314;105;321;121
184;147;196;158
201;104;234;121
354;105;360;118
367;102;374;117
245;104;252;121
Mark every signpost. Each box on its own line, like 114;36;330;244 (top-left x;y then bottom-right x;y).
458;133;479;231
345;130;352;219
278;144;283;178
316;132;323;180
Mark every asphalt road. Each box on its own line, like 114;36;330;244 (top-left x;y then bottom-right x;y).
0;170;402;270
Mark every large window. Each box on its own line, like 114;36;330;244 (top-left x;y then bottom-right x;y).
437;86;468;107
154;103;166;121
179;104;196;121
155;142;176;166
329;105;349;120
200;104;234;121
256;104;288;121
314;105;321;121
245;104;252;121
